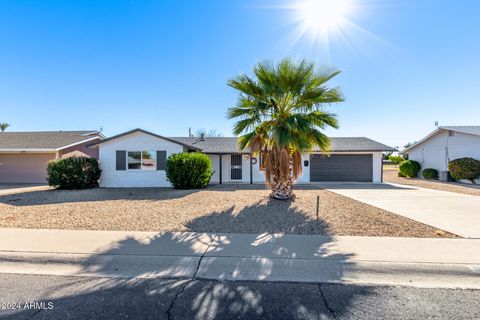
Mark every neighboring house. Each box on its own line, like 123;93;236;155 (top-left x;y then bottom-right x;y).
92;128;395;187
0;131;103;183
401;126;480;179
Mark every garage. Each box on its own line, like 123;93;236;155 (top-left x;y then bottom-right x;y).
0;153;54;183
310;154;373;182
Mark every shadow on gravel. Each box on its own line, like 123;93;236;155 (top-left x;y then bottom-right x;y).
185;197;332;234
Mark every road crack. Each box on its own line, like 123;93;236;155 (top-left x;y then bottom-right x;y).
166;233;217;320
318;284;337;320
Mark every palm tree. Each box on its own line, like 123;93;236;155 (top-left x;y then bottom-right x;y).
227;58;343;200
0;123;10;132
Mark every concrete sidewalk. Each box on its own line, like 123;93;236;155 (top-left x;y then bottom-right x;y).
323;182;480;238
1;229;479;289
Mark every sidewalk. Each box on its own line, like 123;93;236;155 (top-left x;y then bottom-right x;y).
1;228;479;289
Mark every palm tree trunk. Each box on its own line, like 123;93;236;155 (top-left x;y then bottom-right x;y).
270;156;295;201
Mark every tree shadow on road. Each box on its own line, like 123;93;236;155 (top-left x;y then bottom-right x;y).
0;204;374;319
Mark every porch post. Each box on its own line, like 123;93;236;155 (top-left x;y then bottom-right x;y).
219;154;222;185
250;153;253;184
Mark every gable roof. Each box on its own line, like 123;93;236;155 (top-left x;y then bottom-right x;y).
169;136;396;153
439;126;480;137
0;131;102;151
91;128;202;151
402;126;480;154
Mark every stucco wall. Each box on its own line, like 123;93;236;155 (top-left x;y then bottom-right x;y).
99;131;183;187
408;130;480;172
209;152;382;184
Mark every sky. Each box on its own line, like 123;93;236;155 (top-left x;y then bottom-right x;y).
1;0;479;148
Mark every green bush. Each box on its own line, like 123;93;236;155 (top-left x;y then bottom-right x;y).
422;168;438;180
448;157;480;182
388;155;403;164
47;157;101;189
399;160;421;178
398;171;405;178
166;152;213;189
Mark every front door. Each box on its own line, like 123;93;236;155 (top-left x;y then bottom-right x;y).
230;154;242;180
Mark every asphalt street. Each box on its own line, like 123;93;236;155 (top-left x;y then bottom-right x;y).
0;274;479;320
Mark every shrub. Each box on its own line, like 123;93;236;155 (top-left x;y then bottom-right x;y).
399;160;421;178
422;168;438;180
166;152;213;189
47;157;101;189
388;155;403;164
448;157;480;182
398;171;405;178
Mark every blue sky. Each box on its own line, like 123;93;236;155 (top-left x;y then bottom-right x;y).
1;0;479;148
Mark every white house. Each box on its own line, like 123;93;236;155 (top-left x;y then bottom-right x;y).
92;128;395;187
401;126;480;179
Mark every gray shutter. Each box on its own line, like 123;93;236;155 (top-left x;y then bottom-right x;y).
116;150;126;170
157;151;167;170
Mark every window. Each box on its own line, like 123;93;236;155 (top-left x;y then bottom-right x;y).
127;151;157;170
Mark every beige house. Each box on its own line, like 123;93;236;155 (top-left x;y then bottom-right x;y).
0;131;103;184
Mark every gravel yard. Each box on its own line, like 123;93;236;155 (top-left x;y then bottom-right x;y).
384;165;480;196
0;184;455;238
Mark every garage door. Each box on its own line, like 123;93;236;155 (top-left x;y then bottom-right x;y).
0;153;54;183
310;154;373;182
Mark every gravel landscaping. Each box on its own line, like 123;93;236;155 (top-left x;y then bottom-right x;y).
384;165;480;196
0;185;456;238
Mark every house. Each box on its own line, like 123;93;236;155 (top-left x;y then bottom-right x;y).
401;126;480;179
0;131;103;183
92;128;395;187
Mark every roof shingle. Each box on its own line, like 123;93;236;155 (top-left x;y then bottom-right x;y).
0;131;101;150
169;136;396;153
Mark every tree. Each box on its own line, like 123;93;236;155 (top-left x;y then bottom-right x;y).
0;123;10;132
227;58;343;200
195;128;223;137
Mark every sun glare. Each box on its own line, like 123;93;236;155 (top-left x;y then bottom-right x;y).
297;0;352;33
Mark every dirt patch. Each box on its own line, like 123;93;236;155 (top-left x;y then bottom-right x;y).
0;184;456;238
384;165;480;196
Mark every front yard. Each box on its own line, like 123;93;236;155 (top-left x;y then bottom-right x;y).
0;185;455;238
383;165;480;196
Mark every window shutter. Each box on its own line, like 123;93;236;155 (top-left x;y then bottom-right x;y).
157;151;167;170
116;150;126;170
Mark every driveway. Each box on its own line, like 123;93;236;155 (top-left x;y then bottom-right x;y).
323;183;480;238
0;184;49;196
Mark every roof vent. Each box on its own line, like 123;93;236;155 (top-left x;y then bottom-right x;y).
200;133;205;141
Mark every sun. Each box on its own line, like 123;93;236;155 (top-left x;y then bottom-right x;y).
294;0;353;35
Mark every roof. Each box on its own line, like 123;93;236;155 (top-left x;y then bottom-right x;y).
439;126;480;137
169;137;242;153
0;131;102;151
402;126;480;154
169;136;396;153
91;128;202;151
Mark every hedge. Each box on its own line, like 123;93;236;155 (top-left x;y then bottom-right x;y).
398;160;421;178
448;157;480;182
47;157;101;189
165;152;213;189
422;168;438;180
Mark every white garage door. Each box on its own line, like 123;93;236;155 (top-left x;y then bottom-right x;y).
0;153;54;183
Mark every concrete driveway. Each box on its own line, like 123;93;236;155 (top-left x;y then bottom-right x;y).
0;184;49;196
323;183;480;238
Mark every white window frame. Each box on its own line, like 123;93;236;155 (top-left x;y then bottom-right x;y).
126;150;157;171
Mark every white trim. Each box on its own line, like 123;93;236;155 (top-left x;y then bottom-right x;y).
55;136;101;151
